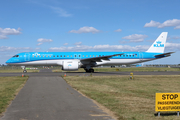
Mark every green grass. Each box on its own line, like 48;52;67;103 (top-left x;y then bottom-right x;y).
64;75;180;120
115;67;180;72
0;69;39;73
0;66;39;73
53;67;180;72
0;76;28;116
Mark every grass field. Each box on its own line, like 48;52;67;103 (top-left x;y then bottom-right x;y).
0;66;40;73
64;75;180;120
0;69;39;73
0;76;28;116
53;67;180;72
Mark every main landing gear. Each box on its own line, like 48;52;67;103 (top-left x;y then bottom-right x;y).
85;69;94;73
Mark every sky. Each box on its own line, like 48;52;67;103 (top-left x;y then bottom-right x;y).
0;0;180;65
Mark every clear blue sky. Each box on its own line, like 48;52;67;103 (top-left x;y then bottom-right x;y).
0;0;180;64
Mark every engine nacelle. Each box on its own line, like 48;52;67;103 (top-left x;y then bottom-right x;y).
62;60;79;71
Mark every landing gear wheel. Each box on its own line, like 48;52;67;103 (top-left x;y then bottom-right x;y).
23;70;27;73
90;69;94;73
85;69;89;73
88;69;94;73
85;69;94;73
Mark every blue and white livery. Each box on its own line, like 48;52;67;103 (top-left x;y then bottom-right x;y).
6;32;174;72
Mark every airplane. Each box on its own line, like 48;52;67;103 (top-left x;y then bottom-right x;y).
6;32;174;73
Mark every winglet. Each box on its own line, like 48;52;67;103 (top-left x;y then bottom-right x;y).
146;32;168;53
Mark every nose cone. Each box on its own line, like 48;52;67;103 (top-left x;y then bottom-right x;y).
6;59;12;64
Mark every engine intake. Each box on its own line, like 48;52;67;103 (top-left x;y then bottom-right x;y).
62;60;79;71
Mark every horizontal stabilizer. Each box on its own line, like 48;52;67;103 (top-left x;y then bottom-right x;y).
155;52;174;57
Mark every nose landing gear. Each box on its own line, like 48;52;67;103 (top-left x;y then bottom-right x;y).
21;66;27;73
23;70;27;73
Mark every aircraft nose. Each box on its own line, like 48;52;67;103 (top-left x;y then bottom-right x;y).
6;59;12;64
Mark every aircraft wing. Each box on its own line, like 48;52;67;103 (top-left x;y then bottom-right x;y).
155;52;174;57
81;53;124;62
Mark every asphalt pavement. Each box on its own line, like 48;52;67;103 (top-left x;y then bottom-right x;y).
39;69;52;73
0;71;179;77
1;76;114;120
0;69;179;120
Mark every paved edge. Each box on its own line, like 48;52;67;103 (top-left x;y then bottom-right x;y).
63;77;118;120
72;86;118;120
0;76;28;118
1;76;116;120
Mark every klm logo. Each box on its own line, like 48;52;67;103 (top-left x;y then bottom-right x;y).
68;64;72;66
154;41;164;47
32;53;40;56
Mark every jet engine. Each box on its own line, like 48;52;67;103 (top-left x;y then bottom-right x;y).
62;60;79;71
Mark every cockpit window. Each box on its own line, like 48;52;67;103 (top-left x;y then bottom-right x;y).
13;55;19;58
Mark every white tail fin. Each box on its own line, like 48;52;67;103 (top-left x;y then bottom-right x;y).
146;32;168;53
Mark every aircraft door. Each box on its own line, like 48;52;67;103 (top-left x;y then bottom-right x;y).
74;54;81;59
78;54;81;59
74;54;77;59
25;53;30;61
139;52;143;61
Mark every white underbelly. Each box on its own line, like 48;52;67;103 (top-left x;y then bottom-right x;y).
96;59;151;65
10;60;62;66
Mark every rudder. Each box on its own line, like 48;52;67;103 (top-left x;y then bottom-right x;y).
146;32;168;53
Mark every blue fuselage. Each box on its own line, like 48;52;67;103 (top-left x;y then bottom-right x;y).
6;51;163;66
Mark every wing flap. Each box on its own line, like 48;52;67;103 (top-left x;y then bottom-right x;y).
81;53;124;62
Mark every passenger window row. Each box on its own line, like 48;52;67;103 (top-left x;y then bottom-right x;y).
31;54;138;58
